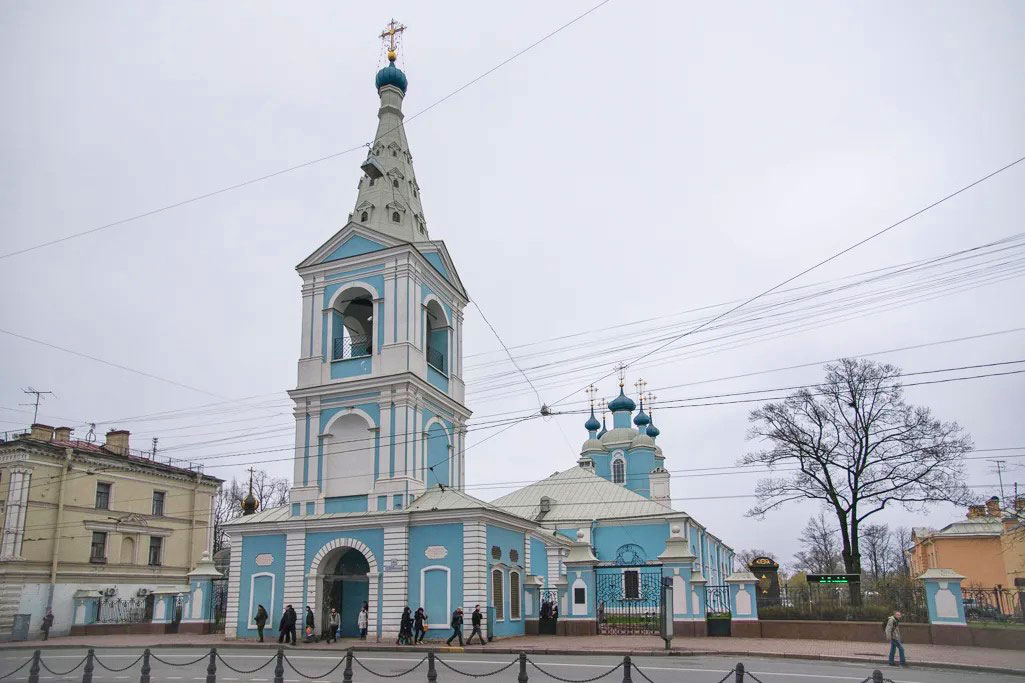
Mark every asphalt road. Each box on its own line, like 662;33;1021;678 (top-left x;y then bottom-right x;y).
0;648;1016;683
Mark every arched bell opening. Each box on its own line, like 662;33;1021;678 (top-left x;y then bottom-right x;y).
425;299;449;375
331;288;374;361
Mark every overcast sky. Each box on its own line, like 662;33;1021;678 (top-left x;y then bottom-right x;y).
2;0;1024;566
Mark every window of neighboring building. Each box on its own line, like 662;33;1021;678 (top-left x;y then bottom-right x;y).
612;459;625;484
95;482;111;510
492;568;505;621
391;211;400;223
623;570;640;599
509;571;521;620
152;491;165;516
148;536;163;566
90;531;107;563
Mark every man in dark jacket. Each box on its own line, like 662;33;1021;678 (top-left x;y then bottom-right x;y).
467;605;486;645
254;604;268;642
278;604;297;645
445;607;464;646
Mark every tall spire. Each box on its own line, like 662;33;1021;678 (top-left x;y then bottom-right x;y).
351;19;429;243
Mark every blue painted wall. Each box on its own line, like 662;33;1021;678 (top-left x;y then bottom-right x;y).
324;495;369;513
593;523;669;565
236;534;287;638
422;251;450;280
324;235;386;262
486;525;526;638
425;422;449;488
408;523;464;634
427;366;450;392
330;356;373;379
529;537;548;583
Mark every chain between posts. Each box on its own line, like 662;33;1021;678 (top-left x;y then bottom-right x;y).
94;653;144;672
216;652;277;674
0;654;33;682
284;654;346;680
38;654;88;677
527;657;622;683
436;657;519;677
353;653;428;678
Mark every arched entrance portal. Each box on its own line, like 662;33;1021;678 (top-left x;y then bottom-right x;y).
321;548;370;638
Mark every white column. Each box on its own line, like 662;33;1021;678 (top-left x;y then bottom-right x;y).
283;532;306;611
300;284;315;358
381;525;408;637
464;521;488;631
384;265;397;346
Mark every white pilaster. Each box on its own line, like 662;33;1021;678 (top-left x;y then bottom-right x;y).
283;532;306;610
463;521;487;631
381;525;409;637
224;532;244;638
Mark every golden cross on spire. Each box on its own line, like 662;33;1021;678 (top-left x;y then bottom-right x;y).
379;18;407;61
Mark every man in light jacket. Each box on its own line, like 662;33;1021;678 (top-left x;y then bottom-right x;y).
885;610;907;667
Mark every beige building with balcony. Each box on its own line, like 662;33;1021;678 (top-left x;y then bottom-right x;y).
0;423;221;637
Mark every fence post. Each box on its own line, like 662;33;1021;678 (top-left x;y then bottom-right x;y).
517;652;528;683
206;647;217;683
139;648;151;683
871;670;883;683
28;650;40;683
734;662;745;682
427;650;437;683
621;655;632;683
81;648;95;683
273;647;284;683
342;648;353;683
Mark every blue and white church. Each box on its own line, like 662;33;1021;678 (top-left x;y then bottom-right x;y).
225;33;739;641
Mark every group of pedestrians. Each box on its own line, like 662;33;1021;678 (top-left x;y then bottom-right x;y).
443;605;486;647
393;604;487;646
251;602;370;644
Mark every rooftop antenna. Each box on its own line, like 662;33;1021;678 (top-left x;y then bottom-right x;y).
85;423;97;443
988;459;1007;504
21;387;55;423
151;437;159;458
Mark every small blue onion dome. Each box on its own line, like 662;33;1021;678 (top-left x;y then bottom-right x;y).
375;62;408;94
584;410;601;432
608;388;636;413
633;409;650;427
597;416;608;439
646;422;660;438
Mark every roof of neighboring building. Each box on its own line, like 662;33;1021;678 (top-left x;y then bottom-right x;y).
490;466;672;523
913;516;1003;541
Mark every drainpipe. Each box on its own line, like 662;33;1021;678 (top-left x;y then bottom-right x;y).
46;449;71;609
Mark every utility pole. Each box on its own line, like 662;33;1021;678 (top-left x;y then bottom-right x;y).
21;387;55;423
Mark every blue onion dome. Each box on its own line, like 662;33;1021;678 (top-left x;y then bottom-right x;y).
375;61;408;94
646;422;660;438
597;416;608;438
584;410;601;432
608;388;636;413
633;408;650;427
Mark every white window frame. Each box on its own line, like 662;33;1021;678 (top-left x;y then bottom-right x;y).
420;565;451;630
151;490;166;516
611;452;626;485
248;572;276;629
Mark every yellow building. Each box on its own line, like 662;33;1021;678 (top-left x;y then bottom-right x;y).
908;496;1025;590
0;423;221;637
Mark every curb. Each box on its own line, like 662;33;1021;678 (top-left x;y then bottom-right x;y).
1;642;1022;677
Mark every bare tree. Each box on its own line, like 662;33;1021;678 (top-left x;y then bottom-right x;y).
861;523;893;581
212;472;290;553
792;511;842;574
893;526;913;576
742;359;974;601
735;548;777;571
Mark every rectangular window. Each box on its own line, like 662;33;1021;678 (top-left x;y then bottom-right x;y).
393;494;403;510
574;587;586;605
148;536;162;566
151;491;165;516
492;569;505;621
90;531;107;562
377;495;387;511
95;482;111;510
624;570;640;599
510;572;521;620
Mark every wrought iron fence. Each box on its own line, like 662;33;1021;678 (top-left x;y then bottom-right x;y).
962;587;1025;623
96;597;148;624
759;583;928;622
705;585;731;615
333;334;371;361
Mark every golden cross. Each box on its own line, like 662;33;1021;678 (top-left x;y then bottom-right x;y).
379;18;407;56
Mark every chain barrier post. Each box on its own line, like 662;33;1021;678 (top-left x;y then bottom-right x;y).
517;652;528;683
427;650;437;683
621;656;632;683
273;647;284;683
139;648;151;683
734;662;745;682
206;647;217;683
343;648;353;683
28;650;41;683
81;648;95;683
871;670;883;683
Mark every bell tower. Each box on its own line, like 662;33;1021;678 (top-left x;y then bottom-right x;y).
287;22;471;517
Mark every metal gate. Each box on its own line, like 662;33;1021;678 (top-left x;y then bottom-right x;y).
211;578;229;633
596;568;662;635
538;588;559;635
705;585;730;614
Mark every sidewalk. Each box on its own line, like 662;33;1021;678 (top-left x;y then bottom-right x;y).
3;633;1024;676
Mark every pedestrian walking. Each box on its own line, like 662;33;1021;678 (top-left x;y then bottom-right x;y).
414;607;428;643
304;606;316;642
254;604;268;642
279;604;297;645
327;608;340;643
398;607;413;645
466;605;485;645
445;607;464;646
357;603;369;639
40;609;54;641
885;610;907;667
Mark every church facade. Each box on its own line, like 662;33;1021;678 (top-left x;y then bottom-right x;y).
224;40;735;641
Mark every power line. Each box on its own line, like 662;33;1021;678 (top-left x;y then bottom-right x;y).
0;1;613;262
548;153;1025;407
